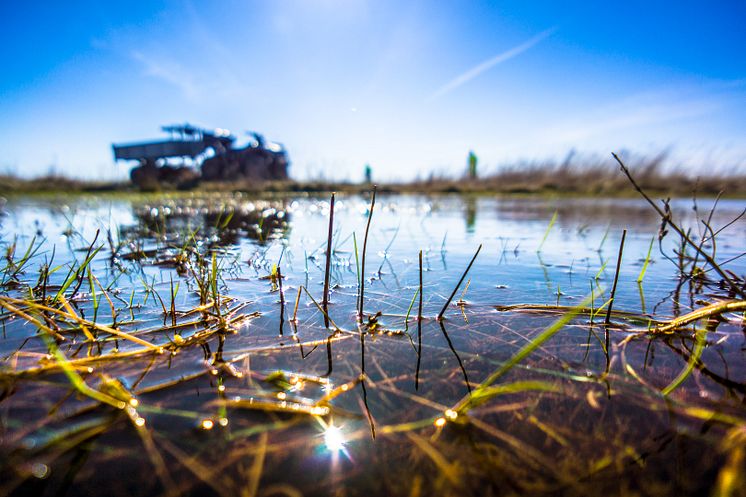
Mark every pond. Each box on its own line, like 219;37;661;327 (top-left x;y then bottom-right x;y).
0;192;744;497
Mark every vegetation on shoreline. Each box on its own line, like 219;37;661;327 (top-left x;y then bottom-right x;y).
3;153;745;196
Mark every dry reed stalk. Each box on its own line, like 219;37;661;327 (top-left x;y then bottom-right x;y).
322;193;335;328
358;186;377;321
437;244;482;321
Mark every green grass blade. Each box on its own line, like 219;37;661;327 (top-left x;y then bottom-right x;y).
661;329;707;396
458;291;596;414
637;236;655;283
53;245;102;303
40;333;126;409
88;265;99;323
595;259;608;280
404;288;420;333
537;210;557;253
462;381;560;412
597;223;611;252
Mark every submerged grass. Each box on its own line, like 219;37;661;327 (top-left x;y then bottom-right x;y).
454;292;597;416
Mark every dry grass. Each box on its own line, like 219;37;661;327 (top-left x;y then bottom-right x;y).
2;152;745;196
405;153;746;196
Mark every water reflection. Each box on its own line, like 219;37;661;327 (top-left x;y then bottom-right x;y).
464;196;476;232
127;198;290;246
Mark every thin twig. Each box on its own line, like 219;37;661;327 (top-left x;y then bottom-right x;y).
322;193;335;328
437;244;482;320
358;186;377;321
604;229;626;326
416;250;423;390
277;266;285;336
613;153;744;298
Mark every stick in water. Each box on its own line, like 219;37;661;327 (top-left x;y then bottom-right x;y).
437;244;482;321
358;186;377;322
416;250;423;390
322;193;335;328
604;229;627;326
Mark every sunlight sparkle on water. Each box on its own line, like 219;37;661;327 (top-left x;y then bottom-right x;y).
324;425;346;453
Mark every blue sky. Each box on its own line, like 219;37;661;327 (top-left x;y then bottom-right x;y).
1;1;745;180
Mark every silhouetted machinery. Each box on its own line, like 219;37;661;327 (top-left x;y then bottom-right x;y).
112;124;289;189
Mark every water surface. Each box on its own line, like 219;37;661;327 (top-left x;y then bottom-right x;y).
1;193;744;497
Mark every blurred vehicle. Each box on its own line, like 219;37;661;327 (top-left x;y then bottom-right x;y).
113;124;289;189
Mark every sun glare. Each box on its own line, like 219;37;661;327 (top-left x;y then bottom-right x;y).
323;425;346;453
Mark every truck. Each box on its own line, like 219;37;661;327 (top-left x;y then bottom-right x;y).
112;124;289;189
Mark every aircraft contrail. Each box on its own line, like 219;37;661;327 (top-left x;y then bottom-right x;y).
428;27;558;101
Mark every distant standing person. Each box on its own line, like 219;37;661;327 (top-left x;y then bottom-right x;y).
468;150;478;179
364;163;372;183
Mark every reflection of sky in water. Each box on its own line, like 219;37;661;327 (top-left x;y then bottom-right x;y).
2;193;744;380
2;194;745;318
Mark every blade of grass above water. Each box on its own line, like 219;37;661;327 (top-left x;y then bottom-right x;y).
637;235;655;283
537;209;557;253
454;291;598;415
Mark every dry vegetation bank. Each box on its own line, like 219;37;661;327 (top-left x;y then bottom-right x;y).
2;154;745;196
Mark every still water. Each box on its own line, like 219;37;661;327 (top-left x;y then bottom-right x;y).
1;193;744;496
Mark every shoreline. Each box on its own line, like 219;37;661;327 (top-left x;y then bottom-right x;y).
2;175;745;198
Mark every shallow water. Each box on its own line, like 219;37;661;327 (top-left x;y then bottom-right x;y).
1;193;744;497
